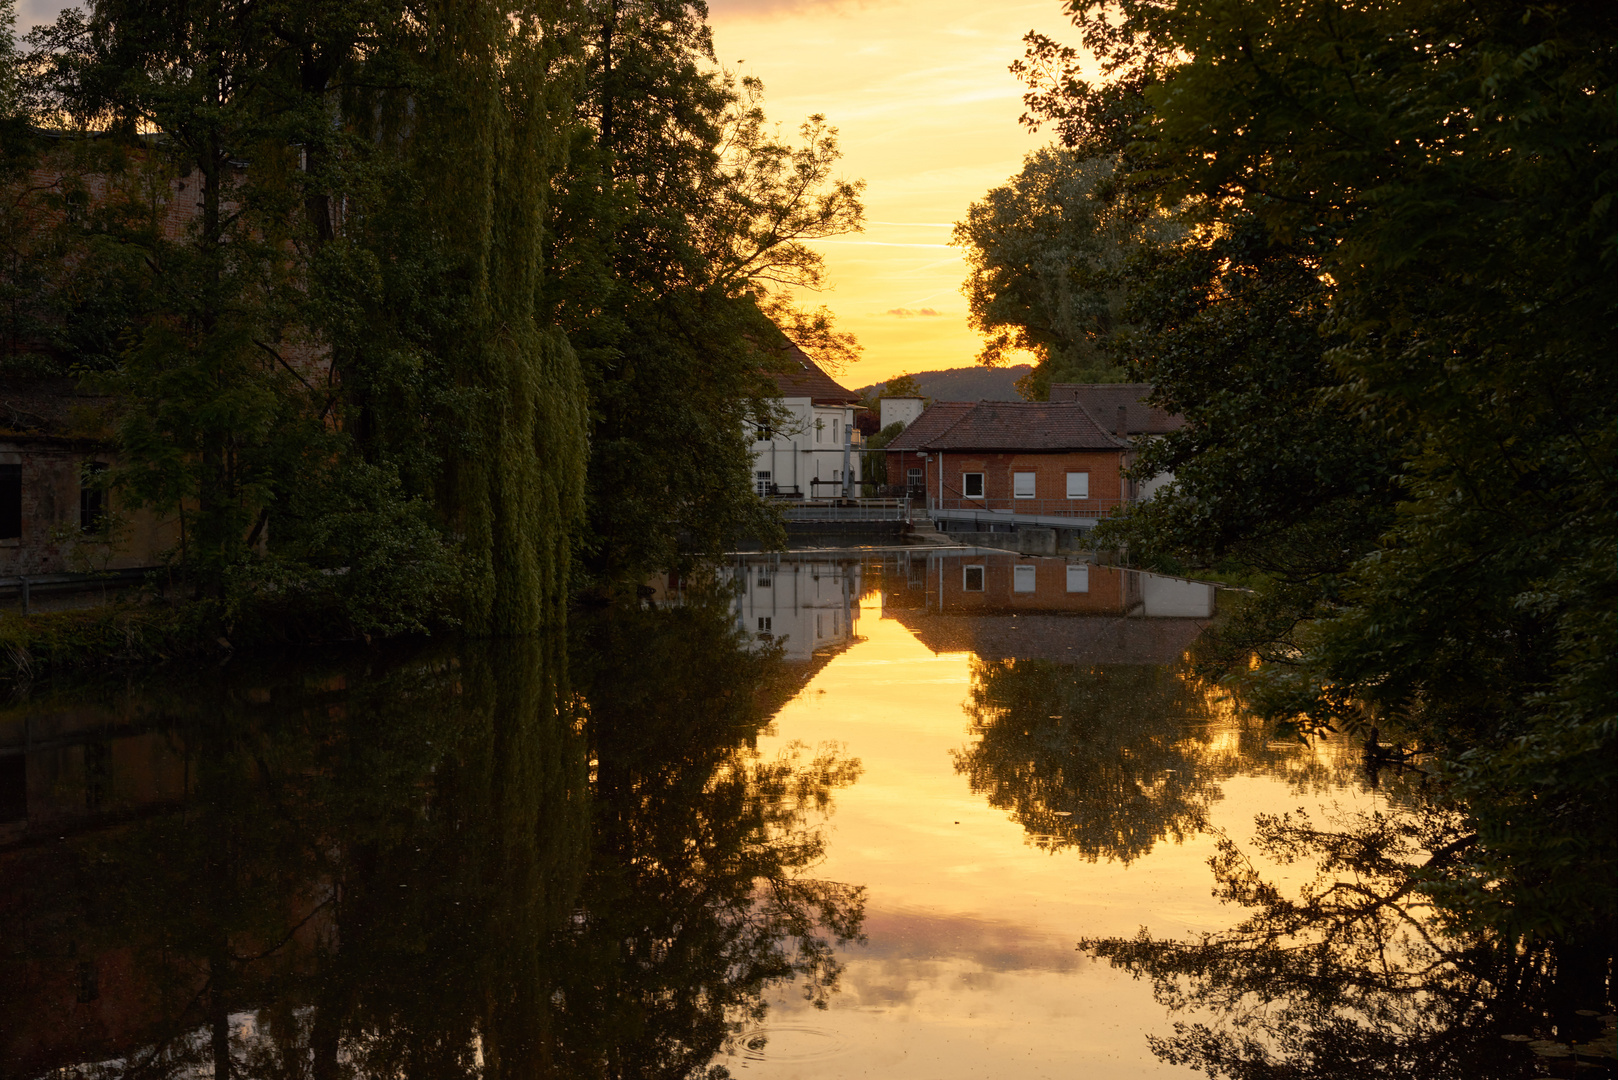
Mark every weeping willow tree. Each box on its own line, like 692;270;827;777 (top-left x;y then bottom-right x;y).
396;0;589;635
18;0;589;636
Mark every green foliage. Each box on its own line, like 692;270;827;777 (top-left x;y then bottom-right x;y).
951;149;1170;395
1032;0;1617;940
551;4;863;587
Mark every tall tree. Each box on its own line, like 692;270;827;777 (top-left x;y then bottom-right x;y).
1022;0;1617;940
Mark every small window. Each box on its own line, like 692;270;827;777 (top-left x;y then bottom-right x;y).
815;418;824;442
81;462;108;532
817;614;826;638
832;419;839;442
1013;564;1036;592
0;752;24;824
1014;472;1036;499
1066;471;1090;500
757;616;772;633
0;462;19;540
1066;563;1090;593
963;565;985;591
907;468;922;487
963;473;985;499
755;424;772;441
755;470;772;497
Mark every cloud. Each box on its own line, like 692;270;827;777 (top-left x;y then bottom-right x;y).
883;307;943;318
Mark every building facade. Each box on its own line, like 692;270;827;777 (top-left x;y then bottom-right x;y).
884;400;1133;524
751;343;864;499
1048;383;1185;500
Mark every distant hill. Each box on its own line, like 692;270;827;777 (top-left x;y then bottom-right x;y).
854;365;1031;402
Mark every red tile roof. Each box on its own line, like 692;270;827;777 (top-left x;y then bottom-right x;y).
884;401;974;452
888;400;1128;452
765;340;861;405
1048;383;1185;435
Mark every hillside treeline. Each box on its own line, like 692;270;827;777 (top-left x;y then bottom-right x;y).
958;0;1615;1007
0;0;862;634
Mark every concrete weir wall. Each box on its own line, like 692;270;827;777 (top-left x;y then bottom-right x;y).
943;527;1090;556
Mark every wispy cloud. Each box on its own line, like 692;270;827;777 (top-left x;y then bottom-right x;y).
884;307;943;318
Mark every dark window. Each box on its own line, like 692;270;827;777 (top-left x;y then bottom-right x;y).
0;463;19;540
80;462;108;532
963;565;985;591
0;753;24;823
963;473;985;499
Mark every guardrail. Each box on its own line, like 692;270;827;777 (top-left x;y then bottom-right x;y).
780;498;912;522
930;496;1129;519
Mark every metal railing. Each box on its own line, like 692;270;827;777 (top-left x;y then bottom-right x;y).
780;497;911;522
930;495;1129;519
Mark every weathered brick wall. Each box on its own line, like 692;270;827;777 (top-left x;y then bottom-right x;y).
889;449;1130;505
0;444;179;576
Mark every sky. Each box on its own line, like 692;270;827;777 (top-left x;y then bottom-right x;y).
709;0;1079;385
17;0;1082;386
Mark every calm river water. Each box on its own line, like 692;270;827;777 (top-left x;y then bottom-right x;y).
0;550;1600;1078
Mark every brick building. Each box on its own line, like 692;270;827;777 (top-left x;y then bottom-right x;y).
884;400;1133;526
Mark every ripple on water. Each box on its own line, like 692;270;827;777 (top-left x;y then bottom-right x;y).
730;1025;846;1065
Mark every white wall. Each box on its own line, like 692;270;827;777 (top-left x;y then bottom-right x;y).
880;397;925;431
749;398;861;498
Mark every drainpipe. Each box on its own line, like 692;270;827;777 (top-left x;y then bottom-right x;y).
842;415;853;498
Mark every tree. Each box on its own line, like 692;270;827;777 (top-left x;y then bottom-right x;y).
1028;0;1617;941
550;4;865;587
951;149;1171;399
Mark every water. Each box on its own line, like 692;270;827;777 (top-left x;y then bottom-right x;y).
0;551;1605;1078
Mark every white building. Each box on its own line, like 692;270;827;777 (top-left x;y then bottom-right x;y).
751;343;865;499
879;396;925;432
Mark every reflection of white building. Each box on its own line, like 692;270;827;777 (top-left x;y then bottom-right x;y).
751;343;864;499
1140;574;1216;617
729;556;861;661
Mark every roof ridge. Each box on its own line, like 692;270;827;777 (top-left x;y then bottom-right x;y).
918;401;977;448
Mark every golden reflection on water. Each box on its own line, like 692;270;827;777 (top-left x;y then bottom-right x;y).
728;555;1379;1079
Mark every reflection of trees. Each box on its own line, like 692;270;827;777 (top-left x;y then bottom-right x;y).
3;594;863;1080
560;595;864;1080
954;659;1360;863
1081;805;1616;1079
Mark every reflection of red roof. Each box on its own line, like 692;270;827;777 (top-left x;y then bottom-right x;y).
1049;384;1184;435
765;340;860;405
887;400;1128;452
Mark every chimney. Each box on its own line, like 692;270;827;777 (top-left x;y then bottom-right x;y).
1116;405;1129;439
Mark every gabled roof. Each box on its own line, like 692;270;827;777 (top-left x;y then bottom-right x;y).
765;340;861;405
1049;383;1185;435
884;401;973;452
888;400;1128;452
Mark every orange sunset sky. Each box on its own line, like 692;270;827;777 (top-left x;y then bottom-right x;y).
19;0;1084;385
709;0;1081;385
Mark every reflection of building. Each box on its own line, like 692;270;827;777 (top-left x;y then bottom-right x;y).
727;555;861;662
877;551;1215;666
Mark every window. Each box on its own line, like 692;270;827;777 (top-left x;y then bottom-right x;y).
756;571;771;588
815;418;824;442
755;423;772;441
755;470;772;497
963;472;985;499
80;462;108;532
907;468;922;488
1014;472;1036;499
1066;471;1090;500
963;565;985;591
833;469;841;483
1066;563;1090;593
1013;564;1036;592
0;462;18;540
832;419;839;443
817;614;826;638
757;616;772;634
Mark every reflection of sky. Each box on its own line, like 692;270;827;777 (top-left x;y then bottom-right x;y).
732;588;1381;1078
